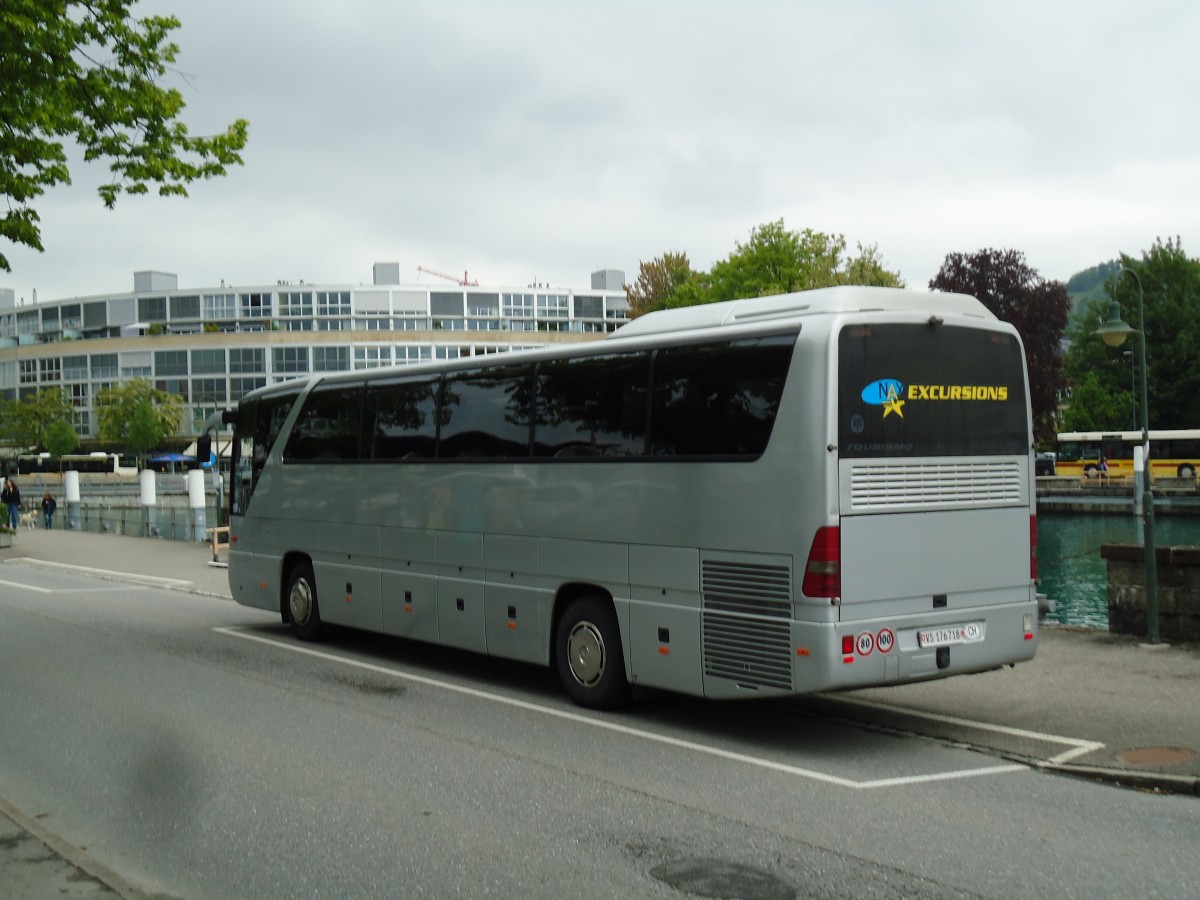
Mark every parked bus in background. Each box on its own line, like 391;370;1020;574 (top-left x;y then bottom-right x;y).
212;286;1039;709
16;452;136;478
1055;430;1200;480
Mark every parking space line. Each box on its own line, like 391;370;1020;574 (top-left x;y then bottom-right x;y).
216;626;1029;790
0;577;53;593
4;557;192;588
831;695;1106;764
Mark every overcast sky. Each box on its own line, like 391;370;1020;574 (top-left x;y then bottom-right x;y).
5;0;1199;303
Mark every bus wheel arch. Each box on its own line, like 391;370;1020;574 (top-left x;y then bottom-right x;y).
282;553;323;641
1179;463;1196;479
551;586;631;710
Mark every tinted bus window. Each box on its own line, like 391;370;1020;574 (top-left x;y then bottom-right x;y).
838;324;1028;457
533;351;649;458
366;376;439;460
232;389;297;514
650;335;796;458
283;382;364;462
439;364;534;459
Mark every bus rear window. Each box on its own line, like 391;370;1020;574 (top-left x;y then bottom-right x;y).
838;324;1028;457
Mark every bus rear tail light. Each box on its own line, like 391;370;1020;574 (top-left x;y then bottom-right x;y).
1030;515;1038;581
803;526;840;598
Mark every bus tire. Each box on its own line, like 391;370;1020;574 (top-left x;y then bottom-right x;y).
285;560;323;641
1179;464;1195;479
554;596;630;710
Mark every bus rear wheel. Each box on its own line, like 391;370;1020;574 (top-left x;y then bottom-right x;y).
286;561;323;641
1179;464;1195;479
555;596;630;710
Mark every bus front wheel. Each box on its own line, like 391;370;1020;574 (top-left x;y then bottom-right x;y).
554;596;630;710
286;561;323;641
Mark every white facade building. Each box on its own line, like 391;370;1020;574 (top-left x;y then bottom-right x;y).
0;266;628;438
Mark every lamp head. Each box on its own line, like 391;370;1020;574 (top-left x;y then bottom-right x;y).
1095;300;1135;348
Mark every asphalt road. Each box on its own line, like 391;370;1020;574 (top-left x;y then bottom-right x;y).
1;560;1197;899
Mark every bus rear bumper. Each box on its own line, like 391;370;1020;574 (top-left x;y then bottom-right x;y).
791;601;1038;694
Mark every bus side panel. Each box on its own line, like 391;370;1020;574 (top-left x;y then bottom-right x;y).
627;546;702;695
380;528;439;642
312;522;383;632
483;534;547;665
436;532;486;653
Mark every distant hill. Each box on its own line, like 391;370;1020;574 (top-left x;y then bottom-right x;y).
1065;260;1119;320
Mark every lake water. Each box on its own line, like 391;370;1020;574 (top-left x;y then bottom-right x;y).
1037;511;1200;627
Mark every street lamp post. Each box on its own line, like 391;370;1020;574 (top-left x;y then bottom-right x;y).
1095;267;1160;644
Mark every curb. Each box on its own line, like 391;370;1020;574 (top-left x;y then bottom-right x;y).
1037;762;1200;797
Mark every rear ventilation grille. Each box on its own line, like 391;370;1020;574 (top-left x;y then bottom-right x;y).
701;560;793;691
848;460;1023;511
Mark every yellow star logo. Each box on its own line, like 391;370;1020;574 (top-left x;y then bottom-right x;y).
882;385;905;418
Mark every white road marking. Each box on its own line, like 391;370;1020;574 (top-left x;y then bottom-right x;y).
0;577;53;593
215;626;1029;790
831;695;1106;764
4;557;191;588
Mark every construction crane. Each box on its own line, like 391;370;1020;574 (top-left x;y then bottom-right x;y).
416;266;479;286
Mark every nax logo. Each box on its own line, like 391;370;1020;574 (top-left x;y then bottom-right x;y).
861;378;1011;419
861;378;906;418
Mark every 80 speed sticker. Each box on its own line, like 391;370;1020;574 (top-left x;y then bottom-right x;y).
856;628;895;656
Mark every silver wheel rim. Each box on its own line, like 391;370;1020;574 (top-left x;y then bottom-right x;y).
567;621;605;687
289;578;313;626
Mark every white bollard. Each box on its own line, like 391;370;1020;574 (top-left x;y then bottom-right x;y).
188;468;206;541
64;469;81;530
140;468;157;537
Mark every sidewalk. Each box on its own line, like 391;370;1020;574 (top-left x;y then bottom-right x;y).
3;528;1198;792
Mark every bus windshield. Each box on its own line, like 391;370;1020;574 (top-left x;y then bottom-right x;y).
838;323;1028;457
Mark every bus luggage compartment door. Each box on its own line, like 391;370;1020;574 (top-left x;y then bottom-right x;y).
839;506;1031;615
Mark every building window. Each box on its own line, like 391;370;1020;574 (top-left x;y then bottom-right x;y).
39;357;62;382
19;360;37;384
272;347;309;374
138;296;167;322
502;292;534;318
318;291;350;316
68;383;89;407
537;294;569;319
316;319;346;331
190;349;226;374
90;354;118;378
229;348;264;373
230;376;266;399
354;316;390;331
203;293;237;320
279;291;313;317
240;292;271;319
313;346;350;372
353;346;392;369
63;355;88;380
284;320;312;332
170;295;200;320
156;379;189;400
396;346;431;365
190;378;227;404
155;351;188;376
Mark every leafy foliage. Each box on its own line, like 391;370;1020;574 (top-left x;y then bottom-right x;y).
0;388;74;450
1065;237;1200;431
626;219;904;316
0;1;249;270
95;378;184;455
929;249;1071;446
44;417;80;457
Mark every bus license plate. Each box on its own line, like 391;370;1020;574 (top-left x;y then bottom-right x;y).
917;622;984;648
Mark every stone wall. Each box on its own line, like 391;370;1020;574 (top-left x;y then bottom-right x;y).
1101;543;1200;641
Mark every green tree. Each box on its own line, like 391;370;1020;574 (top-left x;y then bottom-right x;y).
95;378;183;456
624;251;695;318
0;1;249;271
0;387;74;450
43;417;80;457
1059;370;1134;432
930;249;1071;445
1062;237;1200;430
707;220;903;303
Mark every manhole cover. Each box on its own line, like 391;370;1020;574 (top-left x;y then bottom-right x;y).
650;858;794;900
1115;746;1196;765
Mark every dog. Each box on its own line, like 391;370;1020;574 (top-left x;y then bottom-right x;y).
19;509;37;530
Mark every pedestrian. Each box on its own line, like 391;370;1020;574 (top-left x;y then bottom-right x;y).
2;477;21;529
1098;453;1109;485
42;491;57;529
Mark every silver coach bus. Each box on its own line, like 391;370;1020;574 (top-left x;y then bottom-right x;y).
214;287;1038;708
